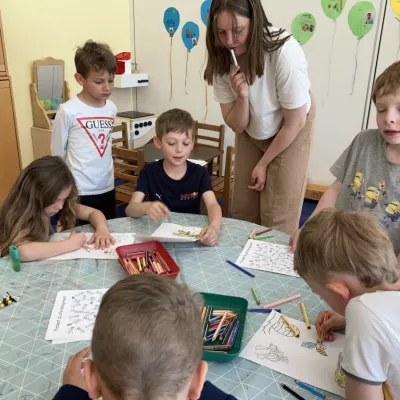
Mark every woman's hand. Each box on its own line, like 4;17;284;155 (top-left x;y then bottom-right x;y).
230;66;249;100
249;163;267;191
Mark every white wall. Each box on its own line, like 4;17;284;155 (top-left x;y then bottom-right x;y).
134;0;385;185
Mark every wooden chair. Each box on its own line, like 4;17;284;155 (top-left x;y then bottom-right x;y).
112;146;145;204
212;146;235;217
194;121;225;177
111;122;129;148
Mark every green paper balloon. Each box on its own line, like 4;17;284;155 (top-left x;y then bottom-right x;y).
321;0;347;20
348;1;376;39
291;13;316;45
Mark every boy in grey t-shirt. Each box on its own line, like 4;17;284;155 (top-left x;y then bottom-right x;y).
290;60;400;258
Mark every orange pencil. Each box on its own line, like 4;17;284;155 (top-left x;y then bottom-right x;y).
156;251;171;272
320;311;329;342
249;228;257;239
212;311;228;342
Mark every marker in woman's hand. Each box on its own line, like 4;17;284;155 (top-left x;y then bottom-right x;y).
230;49;240;73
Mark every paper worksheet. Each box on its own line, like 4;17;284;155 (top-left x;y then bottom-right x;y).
236;240;298;277
48;233;135;260
135;223;202;243
45;289;108;344
240;311;346;397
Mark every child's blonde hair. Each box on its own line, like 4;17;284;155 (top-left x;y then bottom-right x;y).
155;108;194;141
372;60;400;103
294;209;398;288
91;274;204;399
0;156;78;256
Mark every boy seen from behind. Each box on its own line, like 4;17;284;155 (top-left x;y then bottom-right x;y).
54;274;237;400
52;40;117;221
294;209;400;400
126;108;222;246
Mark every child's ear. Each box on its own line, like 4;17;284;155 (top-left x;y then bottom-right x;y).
83;359;102;399
188;361;208;400
326;281;351;305
153;136;162;149
74;73;85;87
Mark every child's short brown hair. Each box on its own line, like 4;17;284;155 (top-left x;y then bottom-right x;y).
155;108;195;140
91;274;204;399
294;209;398;288
372;61;400;103
74;40;116;79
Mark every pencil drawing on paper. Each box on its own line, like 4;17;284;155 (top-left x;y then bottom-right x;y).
65;290;104;336
254;344;289;363
262;311;300;337
236;240;298;277
301;340;328;356
334;352;346;388
173;229;200;239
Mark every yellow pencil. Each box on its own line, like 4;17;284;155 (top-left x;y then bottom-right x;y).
137;257;142;271
249;228;257;239
300;302;311;329
281;315;299;337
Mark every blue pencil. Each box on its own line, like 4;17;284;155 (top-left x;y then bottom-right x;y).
248;308;281;313
226;260;255;278
295;380;326;399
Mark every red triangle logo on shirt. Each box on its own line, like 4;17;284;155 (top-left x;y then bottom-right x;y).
77;117;114;157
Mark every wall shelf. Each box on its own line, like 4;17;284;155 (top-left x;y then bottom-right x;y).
114;73;149;88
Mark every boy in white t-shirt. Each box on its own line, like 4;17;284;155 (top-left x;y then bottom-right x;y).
52;40;117;221
294;209;400;400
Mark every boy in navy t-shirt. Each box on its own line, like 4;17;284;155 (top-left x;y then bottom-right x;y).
126;109;222;246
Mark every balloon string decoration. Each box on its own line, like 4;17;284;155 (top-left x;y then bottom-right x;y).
170;37;173;101
325;20;337;101
181;21;200;96
185;51;189;95
350;39;361;96
204;82;209;121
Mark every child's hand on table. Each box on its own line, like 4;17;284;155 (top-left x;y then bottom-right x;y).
68;232;87;250
146;201;171;221
315;310;346;341
198;224;219;246
63;347;90;391
89;229;115;249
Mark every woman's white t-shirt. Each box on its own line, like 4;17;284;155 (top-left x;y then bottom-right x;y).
213;29;311;140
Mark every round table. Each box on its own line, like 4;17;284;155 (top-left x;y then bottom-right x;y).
0;214;340;400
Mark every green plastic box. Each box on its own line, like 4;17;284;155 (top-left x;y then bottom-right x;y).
201;292;248;362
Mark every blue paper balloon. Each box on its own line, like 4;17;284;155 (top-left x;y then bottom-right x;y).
163;7;180;37
201;0;212;26
181;22;200;51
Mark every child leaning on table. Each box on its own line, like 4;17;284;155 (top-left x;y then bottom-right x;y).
126;108;222;246
294;209;400;400
53;274;237;400
0;156;114;261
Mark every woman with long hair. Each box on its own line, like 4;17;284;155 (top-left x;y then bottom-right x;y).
0;156;114;261
204;0;316;233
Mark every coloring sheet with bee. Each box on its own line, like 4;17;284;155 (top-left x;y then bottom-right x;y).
135;223;202;243
45;289;108;344
240;311;346;397
236;240;298;277
48;233;135;260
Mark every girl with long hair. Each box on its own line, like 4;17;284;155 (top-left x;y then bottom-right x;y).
0;156;114;261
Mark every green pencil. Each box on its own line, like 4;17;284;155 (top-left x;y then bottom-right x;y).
251;287;260;305
253;234;274;240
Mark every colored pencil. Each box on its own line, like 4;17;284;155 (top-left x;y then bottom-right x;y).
212;311;228;341
228;321;240;345
261;294;301;309
281;384;306;400
253;234;274;240
254;228;273;236
281;315;299;337
251;288;260;305
203;345;232;351
320;311;329;342
248;308;281;313
300;302;311;329
295;380;326;399
201;306;207;323
249;228;257;239
226;260;255;278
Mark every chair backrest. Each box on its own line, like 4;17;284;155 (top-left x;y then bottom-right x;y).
111;122;129;148
112;146;145;184
222;146;235;218
194;121;225;177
